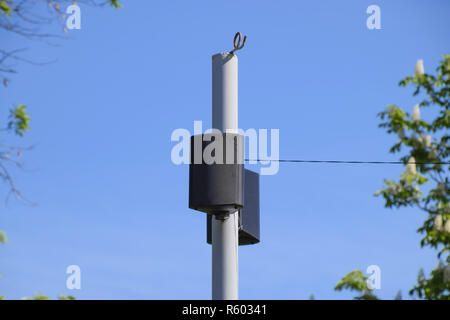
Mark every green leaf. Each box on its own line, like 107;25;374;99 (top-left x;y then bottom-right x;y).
22;293;50;300
109;0;122;9
0;230;7;244
58;295;76;300
0;0;12;17
335;270;379;300
8;104;31;137
335;270;368;292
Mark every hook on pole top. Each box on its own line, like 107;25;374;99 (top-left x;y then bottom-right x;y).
229;32;247;55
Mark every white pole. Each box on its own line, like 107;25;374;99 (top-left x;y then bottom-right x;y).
211;52;239;300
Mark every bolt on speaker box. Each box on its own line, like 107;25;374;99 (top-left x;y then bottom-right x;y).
207;169;260;245
189;132;244;215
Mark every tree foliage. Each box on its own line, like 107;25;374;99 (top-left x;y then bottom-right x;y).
22;294;76;300
334;270;378;300
8;104;30;136
1;1;121;202
0;0;120;300
336;55;450;300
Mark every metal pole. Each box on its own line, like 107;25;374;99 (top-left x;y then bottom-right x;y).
211;52;239;300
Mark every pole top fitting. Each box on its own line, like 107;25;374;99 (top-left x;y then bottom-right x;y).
229;32;247;55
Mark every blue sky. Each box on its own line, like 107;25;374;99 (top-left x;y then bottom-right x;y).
1;0;449;299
